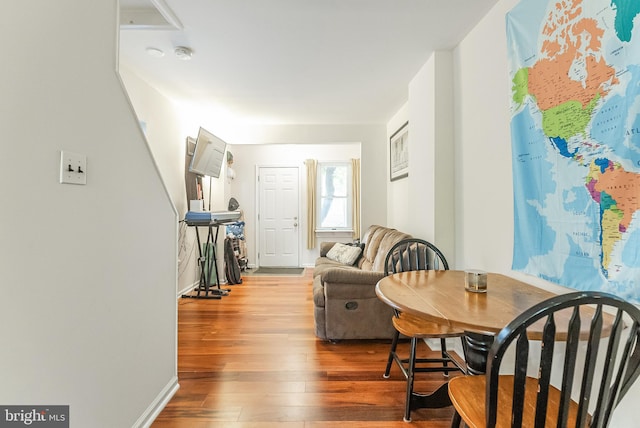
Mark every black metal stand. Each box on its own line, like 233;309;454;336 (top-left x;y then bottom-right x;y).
181;220;232;300
408;382;452;409
406;332;494;414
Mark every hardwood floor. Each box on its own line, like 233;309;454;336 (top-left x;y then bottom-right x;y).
152;269;457;427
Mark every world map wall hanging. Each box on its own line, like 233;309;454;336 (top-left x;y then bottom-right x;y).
507;0;640;302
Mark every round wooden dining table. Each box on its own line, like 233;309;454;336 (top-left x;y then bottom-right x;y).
376;270;559;337
375;270;561;410
376;270;614;412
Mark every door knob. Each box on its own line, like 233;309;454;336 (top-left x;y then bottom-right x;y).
294;223;298;227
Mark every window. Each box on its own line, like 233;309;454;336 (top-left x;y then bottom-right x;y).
317;162;352;231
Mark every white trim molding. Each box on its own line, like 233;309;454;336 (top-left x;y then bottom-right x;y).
133;376;179;428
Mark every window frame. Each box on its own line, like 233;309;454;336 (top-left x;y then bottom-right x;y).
315;161;353;232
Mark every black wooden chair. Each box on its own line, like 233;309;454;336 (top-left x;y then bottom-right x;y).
382;238;465;422
448;291;640;428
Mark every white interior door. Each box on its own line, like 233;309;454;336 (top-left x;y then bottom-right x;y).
258;167;300;267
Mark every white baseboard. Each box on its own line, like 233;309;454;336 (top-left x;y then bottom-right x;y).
177;281;199;298
178;278;232;297
133;376;179;428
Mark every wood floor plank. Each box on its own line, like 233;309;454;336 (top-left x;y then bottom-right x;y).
152;269;456;427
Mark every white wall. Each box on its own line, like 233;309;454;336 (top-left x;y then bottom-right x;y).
111;78;388;274
386;51;456;260
228;143;361;267
0;1;177;427
112;76;388;277
219;124;388;233
454;1;517;274
119;65;202;295
386;103;410;231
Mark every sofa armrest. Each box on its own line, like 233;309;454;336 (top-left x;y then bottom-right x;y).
321;268;386;301
322;268;385;285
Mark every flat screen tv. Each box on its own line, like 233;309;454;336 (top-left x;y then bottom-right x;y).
189;127;227;178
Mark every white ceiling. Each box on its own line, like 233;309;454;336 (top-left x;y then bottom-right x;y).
118;0;498;124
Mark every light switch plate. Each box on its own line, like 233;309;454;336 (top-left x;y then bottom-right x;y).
60;151;87;185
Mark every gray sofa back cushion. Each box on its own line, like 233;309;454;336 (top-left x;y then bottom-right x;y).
358;225;411;271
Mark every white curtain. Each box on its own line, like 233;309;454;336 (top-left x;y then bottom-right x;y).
305;159;317;249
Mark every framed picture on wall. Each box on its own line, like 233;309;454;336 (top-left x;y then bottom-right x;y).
390;121;408;181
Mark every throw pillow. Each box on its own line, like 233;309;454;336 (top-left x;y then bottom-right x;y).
347;242;365;264
326;242;362;265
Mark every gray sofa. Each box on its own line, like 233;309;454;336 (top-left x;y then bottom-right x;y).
312;225;412;340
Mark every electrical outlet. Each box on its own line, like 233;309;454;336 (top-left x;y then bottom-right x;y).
59;151;87;185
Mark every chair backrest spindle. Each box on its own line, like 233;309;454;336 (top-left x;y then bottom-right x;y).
383;238;449;276
534;315;556;428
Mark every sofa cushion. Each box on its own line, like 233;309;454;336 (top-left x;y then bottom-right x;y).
315;256;342;267
357;225;412;272
372;229;413;272
313;258;358;279
325;243;362;265
359;225;389;271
